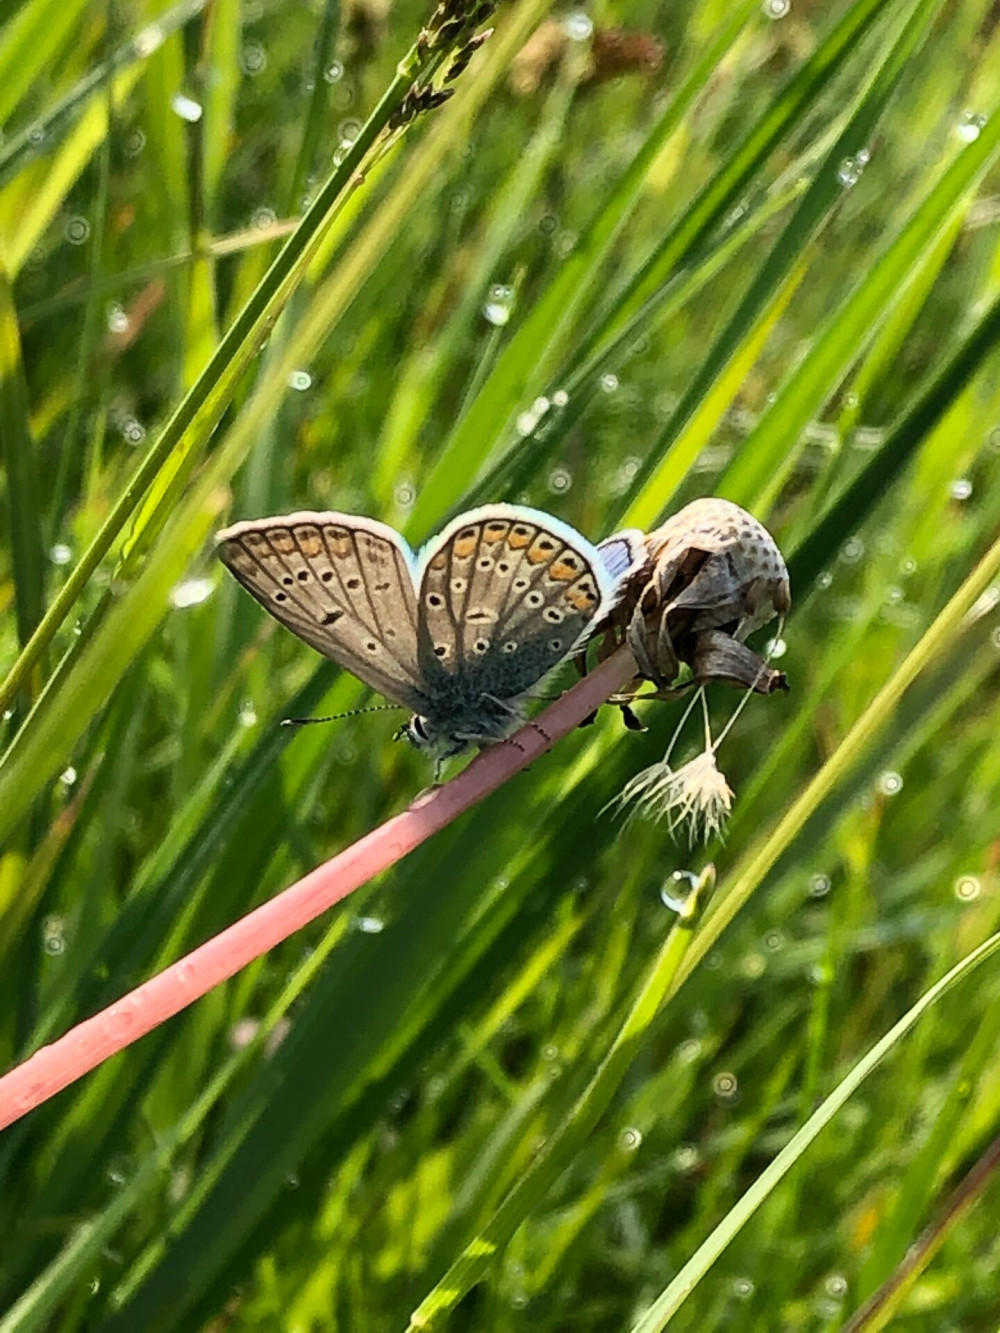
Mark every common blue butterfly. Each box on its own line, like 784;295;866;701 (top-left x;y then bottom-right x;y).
217;504;644;766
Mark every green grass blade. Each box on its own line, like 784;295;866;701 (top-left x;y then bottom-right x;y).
629;929;1000;1332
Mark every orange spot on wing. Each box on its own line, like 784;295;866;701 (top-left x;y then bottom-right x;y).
452;533;479;559
269;530;295;554
507;526;533;549
549;557;581;581
296;528;323;556
483;522;509;543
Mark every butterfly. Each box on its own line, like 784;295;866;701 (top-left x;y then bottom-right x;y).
217;504;645;769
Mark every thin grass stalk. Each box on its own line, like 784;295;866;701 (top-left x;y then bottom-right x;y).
628;929;1000;1332
840;1126;1000;1332
407;865;717;1330
0;650;636;1131
671;527;1000;996
0;13;434;718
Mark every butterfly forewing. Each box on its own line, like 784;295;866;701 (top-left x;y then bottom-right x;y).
217;512;427;710
415;505;622;701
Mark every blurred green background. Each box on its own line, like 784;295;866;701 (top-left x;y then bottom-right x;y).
2;0;1000;1328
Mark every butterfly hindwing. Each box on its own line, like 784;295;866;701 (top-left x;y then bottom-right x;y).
216;512;427;711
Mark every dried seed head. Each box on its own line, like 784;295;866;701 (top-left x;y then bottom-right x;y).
645;497;790;636
611;748;734;844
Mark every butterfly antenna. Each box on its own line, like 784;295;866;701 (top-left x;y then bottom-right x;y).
281;704;405;727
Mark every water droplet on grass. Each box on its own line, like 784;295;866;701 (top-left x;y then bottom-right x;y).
170;577;214;609
483;284;514;326
65;216;90;244
171;92;203;123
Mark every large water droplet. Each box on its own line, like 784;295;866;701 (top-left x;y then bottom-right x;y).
171;92;203;123
483;283;514;326
170;577;214;609
956;111;987;143
563;11;593;40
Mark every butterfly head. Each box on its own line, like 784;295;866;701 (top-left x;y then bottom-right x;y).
401;713;470;760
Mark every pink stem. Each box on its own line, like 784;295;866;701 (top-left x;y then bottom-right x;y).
0;648;636;1131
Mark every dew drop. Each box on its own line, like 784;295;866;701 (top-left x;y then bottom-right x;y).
660;869;697;913
732;1277;755;1300
954;875;980;902
619;1126;643;1152
836;149;870;188
134;22;164;56
877;770;903;796
60;766;77;787
765;636;787;659
171;92;203;123
42;914;67;955
240;42;266;74
65;216;91;245
548;467;571;493
483;283;514;326
949;477;973;501
712;1070;738;1100
107;304;130;334
824;1273;848;1299
956;111;987;143
124;129;146;156
325;61;344;82
50;543;73;566
762;0;790;15
671;1143;700;1171
170;577;214;609
238;701;258;728
808;873;831;898
288;369;312;391
253;206;277;230
599;371;619;394
563;11;594;40
122;417;146;445
394;482;415;509
355;915;385;934
839;535;864;563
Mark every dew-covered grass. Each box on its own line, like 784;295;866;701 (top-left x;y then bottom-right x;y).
2;0;1000;1329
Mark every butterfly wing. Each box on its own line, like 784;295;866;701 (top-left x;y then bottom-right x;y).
216;511;428;711
414;505;635;702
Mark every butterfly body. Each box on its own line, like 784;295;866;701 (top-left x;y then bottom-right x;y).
217;504;644;766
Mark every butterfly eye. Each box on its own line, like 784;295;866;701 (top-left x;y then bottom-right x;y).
548;638;563;651
502;641;518;654
346;576;361;589
434;644;449;658
321;571;334;582
297;571;310;581
497;562;511;574
513;577;529;591
428;593;444;608
451;578;467;592
477;557;492;570
543;607;564;623
473;639;490;654
526;591;544;608
282;576;294;586
275;592;288;602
